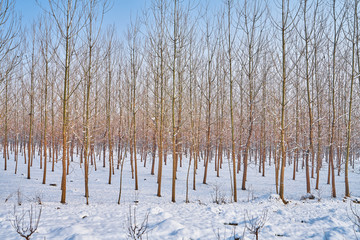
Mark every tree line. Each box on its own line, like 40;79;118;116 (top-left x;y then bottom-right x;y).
1;0;360;204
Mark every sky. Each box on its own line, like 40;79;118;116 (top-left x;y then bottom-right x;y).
15;0;147;35
14;1;281;41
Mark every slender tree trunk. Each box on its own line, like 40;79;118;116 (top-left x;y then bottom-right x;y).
279;0;288;204
344;0;357;198
227;0;237;202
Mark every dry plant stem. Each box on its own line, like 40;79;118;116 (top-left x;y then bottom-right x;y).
11;205;42;240
245;209;268;240
127;206;149;240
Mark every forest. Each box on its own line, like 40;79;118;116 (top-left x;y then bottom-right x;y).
3;0;360;239
1;0;360;210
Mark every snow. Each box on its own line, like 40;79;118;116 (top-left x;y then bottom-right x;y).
0;152;359;239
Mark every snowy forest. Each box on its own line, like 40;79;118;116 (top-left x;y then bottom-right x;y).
1;0;360;239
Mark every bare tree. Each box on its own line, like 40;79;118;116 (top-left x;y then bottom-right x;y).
38;13;57;185
47;0;87;204
145;0;168;198
171;0;179;203
226;0;237;202
238;0;266;191
275;0;299;203
105;26;116;185
202;6;218;185
27;23;38;180
344;0;358;198
0;0;20;66
300;0;317;194
126;17;142;190
81;0;109;204
328;0;347;198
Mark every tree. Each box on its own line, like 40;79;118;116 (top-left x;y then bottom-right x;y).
47;0;86;204
81;0;108;204
226;0;237;202
38;14;54;185
344;0;358;198
202;7;217;185
171;0;179;202
0;0;20;66
328;0;346;198
300;0;317;194
276;0;299;203
238;0;266;191
27;23;37;180
106;26;116;185
126;17;142;190
145;0;168;198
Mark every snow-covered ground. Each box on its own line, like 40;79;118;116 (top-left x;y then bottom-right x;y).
0;152;359;239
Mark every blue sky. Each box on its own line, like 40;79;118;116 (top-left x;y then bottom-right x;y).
15;0;147;35
14;1;250;40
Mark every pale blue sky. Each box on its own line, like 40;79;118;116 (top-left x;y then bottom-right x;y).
15;0;147;35
14;1;251;39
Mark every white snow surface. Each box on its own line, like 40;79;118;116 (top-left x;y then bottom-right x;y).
0;152;359;239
